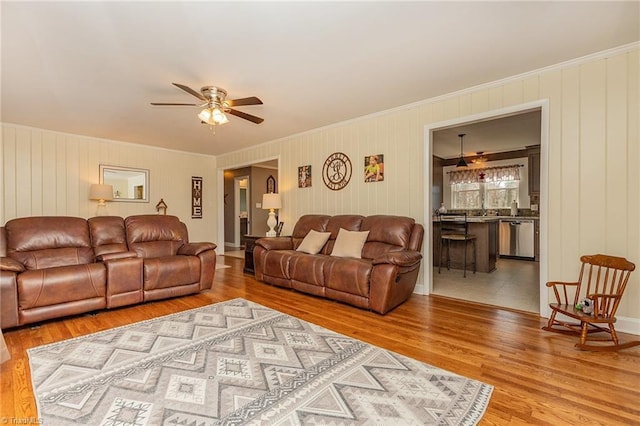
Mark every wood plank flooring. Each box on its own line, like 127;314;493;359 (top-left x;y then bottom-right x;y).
1;256;639;424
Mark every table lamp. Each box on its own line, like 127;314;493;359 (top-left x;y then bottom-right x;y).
262;193;282;237
89;184;114;216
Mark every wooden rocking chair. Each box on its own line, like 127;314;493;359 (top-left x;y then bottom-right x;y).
543;254;638;351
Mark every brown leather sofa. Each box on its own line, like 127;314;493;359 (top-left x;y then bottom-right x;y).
253;215;424;314
0;215;216;329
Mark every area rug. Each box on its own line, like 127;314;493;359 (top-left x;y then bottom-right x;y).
28;298;493;425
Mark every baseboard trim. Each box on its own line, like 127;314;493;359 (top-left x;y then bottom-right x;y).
616;316;640;337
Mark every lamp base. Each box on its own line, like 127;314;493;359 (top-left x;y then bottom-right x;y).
266;209;277;237
95;201;109;217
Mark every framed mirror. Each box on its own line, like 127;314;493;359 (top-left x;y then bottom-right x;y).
100;165;149;202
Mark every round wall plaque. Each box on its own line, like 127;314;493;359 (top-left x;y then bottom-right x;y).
322;152;352;190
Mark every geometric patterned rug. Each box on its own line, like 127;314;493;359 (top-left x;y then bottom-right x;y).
28;298;493;425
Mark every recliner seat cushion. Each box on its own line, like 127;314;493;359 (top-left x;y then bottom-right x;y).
324;258;372;297
17;264;106;309
261;250;304;280
143;256;200;290
290;254;336;287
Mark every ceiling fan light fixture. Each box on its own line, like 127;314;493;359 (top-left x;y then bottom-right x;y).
197;108;212;122
212;107;229;124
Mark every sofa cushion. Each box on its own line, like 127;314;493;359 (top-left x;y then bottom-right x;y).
143;255;200;290
126;215;188;258
290;254;336;287
331;229;369;259
261;250;305;281
324;258;372;297
89;216;128;257
6;216;94;269
361;215;415;259
322;215;364;254
18;264;106;309
291;215;330;250
296;230;331;254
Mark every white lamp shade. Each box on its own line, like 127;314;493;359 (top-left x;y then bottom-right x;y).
262;193;282;210
89;184;114;201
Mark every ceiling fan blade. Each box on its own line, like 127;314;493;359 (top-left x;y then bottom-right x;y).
227;108;264;124
226;96;263;107
150;102;198;106
172;83;207;101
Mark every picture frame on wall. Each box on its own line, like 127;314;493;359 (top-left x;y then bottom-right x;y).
364;154;384;182
266;175;276;193
298;165;312;188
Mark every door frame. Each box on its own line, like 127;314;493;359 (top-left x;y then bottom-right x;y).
217;156;280;255
423;99;550;317
234;176;250;247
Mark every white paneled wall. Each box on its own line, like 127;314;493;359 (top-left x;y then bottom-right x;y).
217;46;639;324
1;127;217;245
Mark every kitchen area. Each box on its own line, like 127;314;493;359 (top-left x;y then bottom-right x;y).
431;110;541;313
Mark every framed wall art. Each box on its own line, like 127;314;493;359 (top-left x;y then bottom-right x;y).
364;154;384;182
322;152;352;191
266;175;276;193
192;176;203;218
298;165;312;188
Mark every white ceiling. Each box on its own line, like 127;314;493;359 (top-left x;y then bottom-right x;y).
432;109;541;159
2;2;638;156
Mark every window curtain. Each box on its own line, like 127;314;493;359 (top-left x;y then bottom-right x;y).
449;165;521;184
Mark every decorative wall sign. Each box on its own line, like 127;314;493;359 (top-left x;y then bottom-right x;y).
298;165;312;188
266;175;276;193
322;152;352;191
364;154;384;182
192;176;203;218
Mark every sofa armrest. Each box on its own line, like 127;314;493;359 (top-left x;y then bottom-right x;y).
97;251;139;262
372;251;422;267
178;242;217;256
255;237;293;251
0;257;25;273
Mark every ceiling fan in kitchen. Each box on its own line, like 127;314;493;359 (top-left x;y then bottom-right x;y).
151;83;264;126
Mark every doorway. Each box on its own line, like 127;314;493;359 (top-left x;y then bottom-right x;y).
425;101;549;315
234;176;250;247
219;158;279;258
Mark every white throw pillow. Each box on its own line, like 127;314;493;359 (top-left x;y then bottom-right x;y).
330;228;370;259
296;230;332;254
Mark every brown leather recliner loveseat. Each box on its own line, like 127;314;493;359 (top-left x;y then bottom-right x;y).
0;215;216;329
253;214;424;314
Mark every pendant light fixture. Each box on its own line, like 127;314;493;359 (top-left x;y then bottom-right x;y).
456;133;468;168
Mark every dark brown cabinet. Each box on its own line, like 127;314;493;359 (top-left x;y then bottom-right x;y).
528;146;540;197
243;235;262;274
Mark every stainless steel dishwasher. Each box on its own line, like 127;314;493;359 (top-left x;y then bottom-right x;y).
499;219;535;259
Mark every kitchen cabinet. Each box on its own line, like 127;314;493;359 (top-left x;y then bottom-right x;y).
528;146;540;197
433;217;498;273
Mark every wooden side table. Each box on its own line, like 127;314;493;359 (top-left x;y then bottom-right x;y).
243;235;263;274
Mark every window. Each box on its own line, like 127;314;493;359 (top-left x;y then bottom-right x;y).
449;164;522;210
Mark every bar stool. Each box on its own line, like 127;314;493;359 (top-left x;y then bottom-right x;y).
438;212;476;278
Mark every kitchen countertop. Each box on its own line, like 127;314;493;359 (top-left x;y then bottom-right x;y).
433;215;539;222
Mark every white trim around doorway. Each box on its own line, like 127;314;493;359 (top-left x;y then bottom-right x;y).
423;99;550;318
216;156;281;255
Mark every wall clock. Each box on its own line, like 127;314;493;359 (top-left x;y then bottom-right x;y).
322;152;352;191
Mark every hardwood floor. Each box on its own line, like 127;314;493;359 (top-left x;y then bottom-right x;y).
1;256;639;424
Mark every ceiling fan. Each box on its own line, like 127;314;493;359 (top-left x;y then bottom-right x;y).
151;83;264;126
